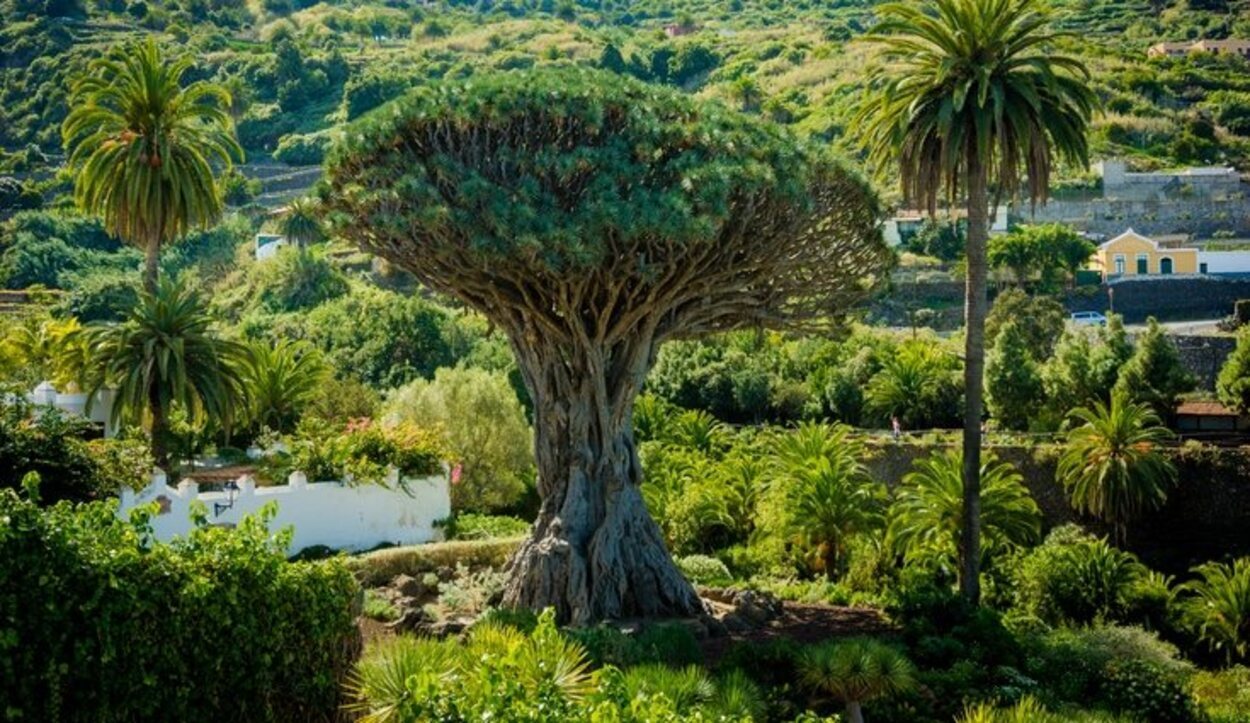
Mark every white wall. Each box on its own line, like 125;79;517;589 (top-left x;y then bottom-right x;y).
118;469;451;553
1198;250;1250;274
28;383;118;437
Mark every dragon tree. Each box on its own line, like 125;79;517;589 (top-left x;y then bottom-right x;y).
322;67;889;623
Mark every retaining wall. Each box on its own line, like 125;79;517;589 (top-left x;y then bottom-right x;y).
118;469;451;554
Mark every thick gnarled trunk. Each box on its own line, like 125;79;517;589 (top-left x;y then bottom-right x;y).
501;336;703;624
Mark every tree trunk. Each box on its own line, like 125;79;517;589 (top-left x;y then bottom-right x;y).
501;337;703;625
149;382;169;472
960;152;990;606
143;234;160;295
845;700;865;723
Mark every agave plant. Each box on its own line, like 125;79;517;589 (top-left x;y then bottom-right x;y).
799;637;916;723
1058;392;1176;545
1179;557;1250;663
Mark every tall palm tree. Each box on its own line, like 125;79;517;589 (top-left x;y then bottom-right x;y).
1057;393;1176;545
799;638;916;723
62;37;242;295
275;196;326;248
889;449;1041;585
89;280;249;468
857;0;1096;603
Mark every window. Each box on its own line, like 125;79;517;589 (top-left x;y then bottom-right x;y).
1136;253;1149;274
1160;257;1174;274
1201;262;1209;274
1114;254;1126;275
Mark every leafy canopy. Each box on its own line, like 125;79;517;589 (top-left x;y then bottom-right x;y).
323;66;888;339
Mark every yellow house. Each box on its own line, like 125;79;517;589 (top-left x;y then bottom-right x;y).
1092;229;1198;279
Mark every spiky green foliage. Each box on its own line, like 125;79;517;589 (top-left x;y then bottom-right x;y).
858;0;1096;213
275;196;326;247
764;423;886;578
1112;317;1195;418
1180;558;1250;663
889;449;1041;581
88;280;248;466
1058;392;1176;544
242;339;328;434
799;637;916;723
1217;326;1250;415
62;37;241;293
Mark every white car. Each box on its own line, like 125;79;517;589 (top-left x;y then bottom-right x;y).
1070;311;1108;327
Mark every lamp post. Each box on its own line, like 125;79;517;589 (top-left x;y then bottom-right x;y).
214;480;239;517
1108;285;1115;315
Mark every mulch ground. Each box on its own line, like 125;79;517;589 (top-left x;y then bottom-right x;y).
699;602;896;663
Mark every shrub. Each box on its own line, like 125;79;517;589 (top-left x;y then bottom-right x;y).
675;554;734;587
262;418;445;485
384;367;533;512
1010;525;1148;626
443;512;530;541
346;538;523;586
0;399;113;503
0;491;360;722
1178;557;1250;663
1191;666;1250;723
567;621;703;668
272;131;331;164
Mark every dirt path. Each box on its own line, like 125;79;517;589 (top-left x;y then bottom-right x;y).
700;602;895;663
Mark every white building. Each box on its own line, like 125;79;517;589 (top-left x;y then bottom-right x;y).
254;233;288;261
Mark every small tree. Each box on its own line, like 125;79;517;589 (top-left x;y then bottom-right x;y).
799;638;916;723
1217;326;1250;414
986;320;1043;431
275;196;326;247
322;67;890;622
985;288;1066;358
1180;557;1250;664
384;367;534;513
1057;393;1176;545
1113;317;1195;418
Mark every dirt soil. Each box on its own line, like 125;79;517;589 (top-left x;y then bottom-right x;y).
699;601;895;663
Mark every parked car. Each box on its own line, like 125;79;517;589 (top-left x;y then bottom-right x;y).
1070;311;1108;326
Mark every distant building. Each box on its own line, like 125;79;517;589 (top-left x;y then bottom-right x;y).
1174;400;1248;437
255;233;288;261
883;206;1008;247
1096;159;1243;201
1093;228;1250;279
663;22;697;37
1148;38;1250;59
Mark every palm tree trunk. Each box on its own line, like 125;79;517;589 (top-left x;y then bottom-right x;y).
143;234;160;295
960;151;989;605
149;382;169;471
845;700;865;723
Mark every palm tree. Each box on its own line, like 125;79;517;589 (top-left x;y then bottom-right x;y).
62;37;242;295
1179;557;1250;664
89;281;249;468
889;449;1041;585
799;637;916;723
1057;393;1176;545
865;341;958;429
769;423;886;578
242;339;329;434
858;0;1095;603
275;196;326;248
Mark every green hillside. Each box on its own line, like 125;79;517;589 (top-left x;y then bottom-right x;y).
3;0;1250;207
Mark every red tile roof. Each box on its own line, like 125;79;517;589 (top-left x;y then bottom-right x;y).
1176;400;1238;416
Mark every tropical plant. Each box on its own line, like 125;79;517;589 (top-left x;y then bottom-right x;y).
324;66;887;622
275;195;325;247
62;37;241;293
1113;317;1195;418
799;637;916;723
88;280;249;467
958;696;1130;722
242;339;328;434
1011;526;1149;625
985;319;1044;431
765;423;886;578
889;449;1041;583
1179;558;1250;663
1216;326;1250;415
2;315;89;388
865;341;961;429
1057;393;1176;544
859;0;1095;603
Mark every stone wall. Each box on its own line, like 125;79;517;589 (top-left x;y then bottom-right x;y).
1064;275;1250;323
863;440;1250;574
1015;195;1250;237
1171;334;1237;391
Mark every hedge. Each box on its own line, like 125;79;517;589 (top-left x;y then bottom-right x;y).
347;537;524;587
0;489;361;723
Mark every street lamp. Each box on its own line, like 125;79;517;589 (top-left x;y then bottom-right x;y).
214;480;239;517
